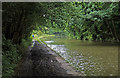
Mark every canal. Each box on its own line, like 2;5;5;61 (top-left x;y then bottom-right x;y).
43;37;118;76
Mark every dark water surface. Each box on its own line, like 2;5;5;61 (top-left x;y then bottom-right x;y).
43;37;118;76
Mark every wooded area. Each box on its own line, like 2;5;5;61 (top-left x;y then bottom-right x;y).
2;2;120;77
2;2;120;44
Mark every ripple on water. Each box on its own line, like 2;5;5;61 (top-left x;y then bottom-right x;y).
45;40;118;76
45;41;54;44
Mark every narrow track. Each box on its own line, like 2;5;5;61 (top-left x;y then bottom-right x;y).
14;41;84;77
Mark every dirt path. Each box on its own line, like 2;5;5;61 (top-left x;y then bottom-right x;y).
14;41;84;77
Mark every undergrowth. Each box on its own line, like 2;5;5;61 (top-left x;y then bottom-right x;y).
2;36;32;78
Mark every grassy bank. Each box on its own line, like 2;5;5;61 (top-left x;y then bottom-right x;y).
32;34;54;44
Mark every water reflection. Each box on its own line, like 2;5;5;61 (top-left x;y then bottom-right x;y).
44;39;118;76
45;41;54;43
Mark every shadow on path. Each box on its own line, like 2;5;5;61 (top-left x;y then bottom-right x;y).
14;41;84;77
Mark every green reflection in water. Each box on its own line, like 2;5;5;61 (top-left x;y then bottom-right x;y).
44;37;118;76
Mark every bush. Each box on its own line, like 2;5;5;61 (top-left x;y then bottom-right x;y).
2;36;21;78
20;37;32;48
2;36;32;78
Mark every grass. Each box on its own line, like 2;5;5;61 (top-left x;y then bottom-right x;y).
33;34;55;40
32;34;55;44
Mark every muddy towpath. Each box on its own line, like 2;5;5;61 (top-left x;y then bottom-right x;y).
14;40;84;77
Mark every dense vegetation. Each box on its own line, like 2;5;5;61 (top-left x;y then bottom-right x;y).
2;2;120;77
45;2;120;42
2;2;47;77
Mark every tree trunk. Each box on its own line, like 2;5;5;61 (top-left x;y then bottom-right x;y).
105;20;115;41
111;20;119;42
12;9;24;44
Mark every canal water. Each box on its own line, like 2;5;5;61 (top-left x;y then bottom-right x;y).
43;37;118;76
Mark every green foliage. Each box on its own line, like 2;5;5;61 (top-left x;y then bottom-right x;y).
2;36;21;78
45;2;120;42
30;35;34;40
32;30;43;36
20;38;32;49
40;39;48;45
2;2;47;44
4;2;120;43
2;35;32;77
2;2;120;77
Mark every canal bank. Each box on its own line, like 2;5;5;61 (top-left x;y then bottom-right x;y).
14;40;84;77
